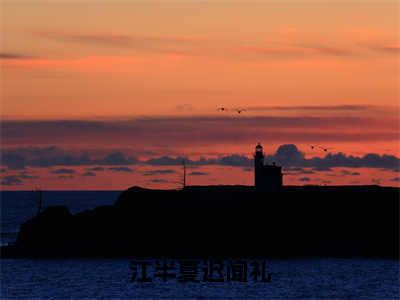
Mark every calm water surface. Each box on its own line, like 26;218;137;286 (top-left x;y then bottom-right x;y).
1;191;399;298
1;259;399;299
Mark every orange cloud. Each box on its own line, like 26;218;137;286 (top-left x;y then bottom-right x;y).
1;55;186;72
367;43;400;54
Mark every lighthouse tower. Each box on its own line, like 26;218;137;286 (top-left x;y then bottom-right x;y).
254;143;283;191
254;143;265;187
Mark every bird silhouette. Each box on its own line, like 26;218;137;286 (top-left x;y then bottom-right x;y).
318;146;334;152
310;144;319;150
236;109;246;114
218;107;228;112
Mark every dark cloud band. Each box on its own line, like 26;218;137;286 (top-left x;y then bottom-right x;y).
2;114;398;150
1;144;398;171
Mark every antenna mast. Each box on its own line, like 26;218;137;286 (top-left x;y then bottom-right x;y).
182;159;186;189
35;187;42;217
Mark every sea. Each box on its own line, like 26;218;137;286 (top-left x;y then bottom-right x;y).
1;191;399;299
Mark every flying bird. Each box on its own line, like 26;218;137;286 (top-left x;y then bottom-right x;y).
318;146;334;152
236;109;246;114
218;107;228;112
310;144;319;150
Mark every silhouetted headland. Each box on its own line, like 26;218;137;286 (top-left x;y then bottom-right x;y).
1;185;398;259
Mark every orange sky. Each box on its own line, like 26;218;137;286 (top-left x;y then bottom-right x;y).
1;1;399;189
2;1;399;117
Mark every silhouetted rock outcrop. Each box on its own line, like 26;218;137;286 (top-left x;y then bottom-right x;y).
1;185;399;259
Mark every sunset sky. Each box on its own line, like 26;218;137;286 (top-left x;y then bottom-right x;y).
1;0;399;189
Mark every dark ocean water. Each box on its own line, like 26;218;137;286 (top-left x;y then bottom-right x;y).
2;258;399;299
1;191;399;299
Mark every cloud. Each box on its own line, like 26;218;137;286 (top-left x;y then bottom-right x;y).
58;175;74;179
340;170;360;176
147;144;400;171
148;178;169;183
1;152;27;169
36;31;197;55
103;152;137;165
108;166;134;173
390;177;400;182
37;31;353;59
1;55;143;72
0;170;39;186
147;155;252;168
302;170;315;174
86;166;105;172
3;114;397;151
1;176;23;186
271;145;399;171
143;169;175;176
284;167;315;175
272;144;304;165
1;144;399;172
51;168;76;174
366;43;400;54
0;146;137;169
218;155;252;167
17;171;39;179
245;105;373;112
299;44;351;56
299;177;311;182
0;52;32;60
239;43;351;58
146;156;187;166
34;30;398;61
82;171;96;177
38;32;136;47
189;171;208;176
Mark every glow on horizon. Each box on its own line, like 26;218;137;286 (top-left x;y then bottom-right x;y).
1;1;399;189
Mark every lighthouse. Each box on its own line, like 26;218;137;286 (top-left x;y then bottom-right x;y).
254;143;265;187
254;143;283;191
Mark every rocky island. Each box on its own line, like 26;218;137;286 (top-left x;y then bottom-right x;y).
1;185;399;259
